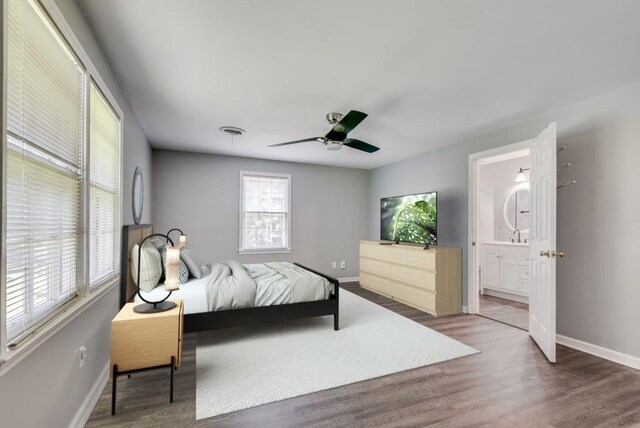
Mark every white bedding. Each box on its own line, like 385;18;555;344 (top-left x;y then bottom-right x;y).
135;262;333;315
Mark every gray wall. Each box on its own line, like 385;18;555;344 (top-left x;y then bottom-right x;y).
0;0;153;426
152;150;369;278
369;82;640;358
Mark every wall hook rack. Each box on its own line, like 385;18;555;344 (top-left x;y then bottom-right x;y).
557;180;576;189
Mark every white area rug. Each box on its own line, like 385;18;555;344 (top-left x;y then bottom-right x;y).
196;289;478;420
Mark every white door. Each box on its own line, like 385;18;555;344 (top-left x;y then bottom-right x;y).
529;123;557;362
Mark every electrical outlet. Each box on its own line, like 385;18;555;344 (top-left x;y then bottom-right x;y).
78;345;87;369
340;261;346;269
332;262;337;269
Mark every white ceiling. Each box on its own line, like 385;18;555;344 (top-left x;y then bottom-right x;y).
79;0;640;169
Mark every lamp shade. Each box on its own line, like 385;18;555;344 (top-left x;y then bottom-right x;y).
164;246;180;291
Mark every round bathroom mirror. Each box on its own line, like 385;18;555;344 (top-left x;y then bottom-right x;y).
132;167;144;224
503;187;530;233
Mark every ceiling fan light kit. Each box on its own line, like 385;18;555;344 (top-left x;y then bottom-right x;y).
269;110;380;154
325;140;343;151
326;112;343;124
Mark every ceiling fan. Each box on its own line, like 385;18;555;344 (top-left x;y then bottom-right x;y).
268;110;380;153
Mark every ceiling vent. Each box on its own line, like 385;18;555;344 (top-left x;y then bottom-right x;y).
219;126;245;136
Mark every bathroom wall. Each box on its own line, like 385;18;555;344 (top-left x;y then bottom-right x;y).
477;155;531;243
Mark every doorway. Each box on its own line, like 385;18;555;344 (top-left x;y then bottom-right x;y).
474;148;531;331
467;123;559;363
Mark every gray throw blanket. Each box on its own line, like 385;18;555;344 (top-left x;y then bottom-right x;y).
207;260;256;311
205;261;333;311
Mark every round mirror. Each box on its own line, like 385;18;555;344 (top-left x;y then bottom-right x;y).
503;187;530;233
132;167;144;224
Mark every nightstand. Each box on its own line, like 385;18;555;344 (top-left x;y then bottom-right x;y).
110;299;184;415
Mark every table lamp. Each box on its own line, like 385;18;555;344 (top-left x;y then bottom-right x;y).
134;233;180;314
166;228;187;249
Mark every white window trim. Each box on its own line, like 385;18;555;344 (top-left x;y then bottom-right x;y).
238;171;292;254
0;0;124;375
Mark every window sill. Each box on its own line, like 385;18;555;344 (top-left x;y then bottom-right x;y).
237;248;292;255
0;277;119;377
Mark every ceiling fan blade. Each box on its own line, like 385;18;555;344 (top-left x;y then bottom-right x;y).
268;137;322;147
344;138;380;153
325;110;368;140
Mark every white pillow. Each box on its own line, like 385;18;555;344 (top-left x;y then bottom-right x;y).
131;243;162;292
180;248;203;279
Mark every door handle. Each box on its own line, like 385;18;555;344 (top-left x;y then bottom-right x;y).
552;251;565;258
539;250;550;257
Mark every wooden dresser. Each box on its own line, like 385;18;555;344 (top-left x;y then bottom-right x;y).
359;240;462;316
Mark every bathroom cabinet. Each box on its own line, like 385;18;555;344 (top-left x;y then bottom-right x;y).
481;243;530;299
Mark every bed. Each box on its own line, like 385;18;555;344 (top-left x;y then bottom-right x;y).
120;224;340;333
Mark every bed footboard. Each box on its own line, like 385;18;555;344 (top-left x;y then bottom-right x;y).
294;263;340;331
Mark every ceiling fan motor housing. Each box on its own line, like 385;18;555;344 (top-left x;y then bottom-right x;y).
325;140;343;151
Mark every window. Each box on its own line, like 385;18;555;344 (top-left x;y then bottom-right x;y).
3;0;121;349
89;82;121;287
239;172;291;253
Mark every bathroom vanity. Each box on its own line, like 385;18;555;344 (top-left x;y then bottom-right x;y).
480;242;530;301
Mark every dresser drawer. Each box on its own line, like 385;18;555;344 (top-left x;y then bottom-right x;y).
360;242;387;261
391;283;436;314
388;246;436;271
360;271;391;298
360;256;391;278
394;265;436;292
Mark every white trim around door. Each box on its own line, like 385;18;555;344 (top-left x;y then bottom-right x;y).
467;139;533;315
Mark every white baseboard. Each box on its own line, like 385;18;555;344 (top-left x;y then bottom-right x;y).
338;277;359;283
69;363;109;428
557;334;640;371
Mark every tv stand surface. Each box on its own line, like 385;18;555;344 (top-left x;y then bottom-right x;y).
359;240;461;317
377;240;435;249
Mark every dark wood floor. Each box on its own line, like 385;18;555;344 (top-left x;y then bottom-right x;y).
87;283;640;427
478;293;529;331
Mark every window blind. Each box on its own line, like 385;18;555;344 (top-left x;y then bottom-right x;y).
89;82;120;286
5;0;85;342
241;174;290;250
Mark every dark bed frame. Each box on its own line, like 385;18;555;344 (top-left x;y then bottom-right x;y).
120;224;340;333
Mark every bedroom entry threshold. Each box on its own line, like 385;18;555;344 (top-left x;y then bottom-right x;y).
477;294;529;332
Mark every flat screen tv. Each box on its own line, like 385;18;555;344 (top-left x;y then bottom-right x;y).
380;192;437;245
